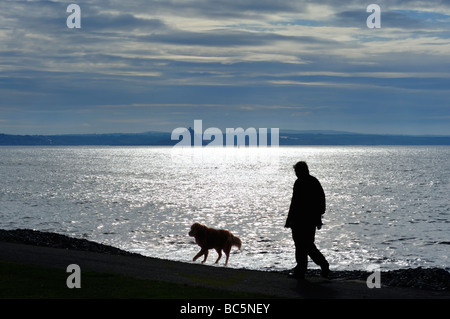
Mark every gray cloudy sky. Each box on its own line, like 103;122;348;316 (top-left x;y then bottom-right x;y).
1;0;449;135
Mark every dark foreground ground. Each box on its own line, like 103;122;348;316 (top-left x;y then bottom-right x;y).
0;229;449;299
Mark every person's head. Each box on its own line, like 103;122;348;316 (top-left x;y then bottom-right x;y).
293;161;309;178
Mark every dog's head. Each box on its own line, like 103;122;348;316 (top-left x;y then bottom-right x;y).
188;222;205;237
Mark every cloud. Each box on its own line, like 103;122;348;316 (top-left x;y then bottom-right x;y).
1;0;449;135
140;27;340;48
83;14;167;31
334;9;426;29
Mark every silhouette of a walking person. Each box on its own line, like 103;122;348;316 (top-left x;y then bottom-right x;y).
285;161;330;279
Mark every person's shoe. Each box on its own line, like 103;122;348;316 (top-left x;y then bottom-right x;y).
288;271;305;280
320;263;330;279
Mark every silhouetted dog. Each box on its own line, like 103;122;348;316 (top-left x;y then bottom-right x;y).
188;223;242;266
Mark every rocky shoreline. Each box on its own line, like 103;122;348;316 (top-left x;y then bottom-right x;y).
0;228;141;257
1;228;449;291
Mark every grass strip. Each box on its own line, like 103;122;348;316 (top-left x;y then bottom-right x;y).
0;260;271;299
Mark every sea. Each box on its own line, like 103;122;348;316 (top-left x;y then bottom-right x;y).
0;146;449;272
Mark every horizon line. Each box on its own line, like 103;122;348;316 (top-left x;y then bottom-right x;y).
1;130;450;138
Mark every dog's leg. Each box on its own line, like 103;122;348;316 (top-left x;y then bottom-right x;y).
193;249;206;262
224;253;230;266
214;248;222;264
224;245;231;266
202;250;209;263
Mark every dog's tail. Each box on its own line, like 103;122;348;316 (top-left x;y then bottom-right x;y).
232;235;242;250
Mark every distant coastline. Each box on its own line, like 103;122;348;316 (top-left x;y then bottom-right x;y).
1;130;450;146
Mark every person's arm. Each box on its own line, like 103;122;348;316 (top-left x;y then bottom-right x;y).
285;180;299;228
317;180;326;215
314;178;326;229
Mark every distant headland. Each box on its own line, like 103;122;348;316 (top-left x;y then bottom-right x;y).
1;130;450;146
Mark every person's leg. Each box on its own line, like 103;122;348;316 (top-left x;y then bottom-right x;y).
291;228;308;279
306;228;330;278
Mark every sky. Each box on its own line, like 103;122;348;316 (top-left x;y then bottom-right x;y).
0;0;449;135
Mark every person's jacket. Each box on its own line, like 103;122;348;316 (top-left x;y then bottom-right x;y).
285;174;326;229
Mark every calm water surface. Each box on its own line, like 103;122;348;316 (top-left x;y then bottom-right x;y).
0;146;448;271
